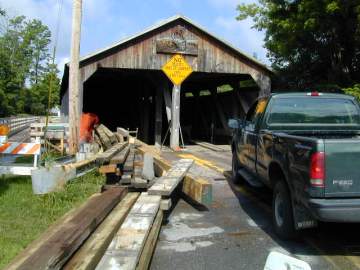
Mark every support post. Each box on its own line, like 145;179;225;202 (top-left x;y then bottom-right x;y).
230;82;248;116
170;84;181;150
155;83;164;148
68;0;82;154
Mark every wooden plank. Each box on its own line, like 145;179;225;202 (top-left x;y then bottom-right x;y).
192;141;227;152
148;159;193;196
64;193;140;270
183;173;212;205
110;145;130;165
6;188;128;270
96;142;128;165
5;193;101;269
135;210;163;270
96;193;161;270
95;125;113;150
100;124;118;144
123;147;135;172
99;164;117;174
138;142;212;205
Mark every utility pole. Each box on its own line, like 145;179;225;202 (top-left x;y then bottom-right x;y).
68;0;82;154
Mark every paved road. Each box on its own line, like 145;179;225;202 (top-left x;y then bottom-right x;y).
151;146;360;270
8;127;31;142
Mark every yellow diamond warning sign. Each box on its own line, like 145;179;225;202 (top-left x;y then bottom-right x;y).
162;54;193;86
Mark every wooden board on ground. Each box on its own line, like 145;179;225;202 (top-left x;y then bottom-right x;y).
96;142;128;165
136;209;163;270
148;159;194;196
138;142;212;205
96;193;161;270
64;192;140;270
6;187;128;270
110;145;130;165
99;164;117;174
192;140;227;152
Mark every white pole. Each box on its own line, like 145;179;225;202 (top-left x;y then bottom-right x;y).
170;84;181;150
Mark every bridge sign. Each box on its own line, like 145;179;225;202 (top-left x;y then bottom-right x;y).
162;54;193;86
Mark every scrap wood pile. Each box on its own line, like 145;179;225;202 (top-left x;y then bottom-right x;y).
5;124;213;270
95;125;156;190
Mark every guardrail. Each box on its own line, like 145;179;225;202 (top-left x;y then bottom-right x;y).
0;116;40;136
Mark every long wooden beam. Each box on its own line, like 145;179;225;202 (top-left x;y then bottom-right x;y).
6;187;128;270
64;192;140;270
96;193;161;270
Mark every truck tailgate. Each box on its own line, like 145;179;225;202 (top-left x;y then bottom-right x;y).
325;139;360;197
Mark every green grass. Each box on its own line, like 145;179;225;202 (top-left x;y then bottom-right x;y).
0;171;105;269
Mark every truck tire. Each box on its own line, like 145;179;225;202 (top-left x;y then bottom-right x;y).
232;152;243;184
272;180;297;240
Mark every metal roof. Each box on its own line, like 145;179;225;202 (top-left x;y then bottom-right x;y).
78;14;272;73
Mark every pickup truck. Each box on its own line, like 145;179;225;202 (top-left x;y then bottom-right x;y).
229;92;360;239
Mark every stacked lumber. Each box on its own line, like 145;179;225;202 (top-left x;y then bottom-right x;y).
138;141;212;206
98;142;156;190
95;124;128;151
6;187;128;270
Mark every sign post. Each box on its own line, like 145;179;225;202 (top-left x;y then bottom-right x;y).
162;54;193;150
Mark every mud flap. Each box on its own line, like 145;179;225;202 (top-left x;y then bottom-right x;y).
293;201;317;230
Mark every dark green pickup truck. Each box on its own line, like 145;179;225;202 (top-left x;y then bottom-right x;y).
229;92;360;239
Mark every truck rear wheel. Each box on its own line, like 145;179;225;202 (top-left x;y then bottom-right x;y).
232;152;243;184
272;180;296;239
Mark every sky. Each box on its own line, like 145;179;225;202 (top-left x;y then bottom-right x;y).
0;0;268;74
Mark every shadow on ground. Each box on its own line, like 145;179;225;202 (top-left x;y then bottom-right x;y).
224;170;360;269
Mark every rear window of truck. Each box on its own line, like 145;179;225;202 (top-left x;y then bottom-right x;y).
267;97;360;125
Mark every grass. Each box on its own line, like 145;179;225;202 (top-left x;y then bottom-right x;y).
0;171;105;269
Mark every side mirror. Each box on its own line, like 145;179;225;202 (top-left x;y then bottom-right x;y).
228;119;243;129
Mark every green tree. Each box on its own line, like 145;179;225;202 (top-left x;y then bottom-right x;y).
237;0;360;90
0;9;60;117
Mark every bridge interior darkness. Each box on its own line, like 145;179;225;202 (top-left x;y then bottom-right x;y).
82;68;259;145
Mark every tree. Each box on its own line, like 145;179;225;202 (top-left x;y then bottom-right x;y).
0;9;60;117
237;0;360;90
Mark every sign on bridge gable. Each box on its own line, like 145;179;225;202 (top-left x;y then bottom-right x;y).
161;54;193;86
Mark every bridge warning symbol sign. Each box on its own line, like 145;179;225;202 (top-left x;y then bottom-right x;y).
162;54;193;86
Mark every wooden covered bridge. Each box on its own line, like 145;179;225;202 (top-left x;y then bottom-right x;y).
60;15;272;146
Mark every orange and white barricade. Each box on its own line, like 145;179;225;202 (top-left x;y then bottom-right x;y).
0;142;41;175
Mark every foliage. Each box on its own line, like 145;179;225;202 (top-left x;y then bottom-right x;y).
0;9;60;117
0;171;105;269
343;84;360;102
237;0;360;90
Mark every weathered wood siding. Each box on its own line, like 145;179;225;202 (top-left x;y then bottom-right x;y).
79;22;270;94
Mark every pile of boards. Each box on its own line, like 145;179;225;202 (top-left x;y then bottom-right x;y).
5;125;213;270
95;125;152;189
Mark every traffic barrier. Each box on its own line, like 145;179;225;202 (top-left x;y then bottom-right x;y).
0;142;41;176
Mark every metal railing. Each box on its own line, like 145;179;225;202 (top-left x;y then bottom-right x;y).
0;116;40;136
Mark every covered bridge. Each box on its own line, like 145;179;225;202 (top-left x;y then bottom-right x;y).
60;15;272;146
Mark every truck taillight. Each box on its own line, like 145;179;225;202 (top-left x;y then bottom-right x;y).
310;152;325;187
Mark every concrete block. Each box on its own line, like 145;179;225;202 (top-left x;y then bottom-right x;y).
142;153;155;181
